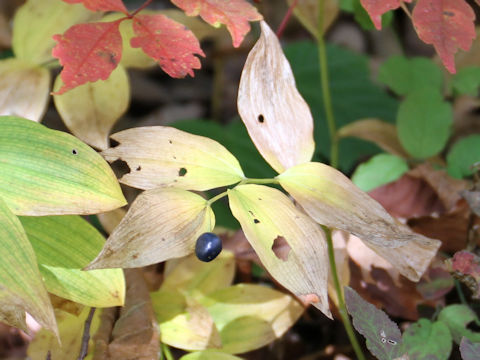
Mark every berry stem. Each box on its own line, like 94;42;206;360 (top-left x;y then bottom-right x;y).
276;0;299;38
207;191;228;206
129;0;153;18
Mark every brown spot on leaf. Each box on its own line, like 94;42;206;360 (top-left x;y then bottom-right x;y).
254;219;260;224
443;11;454;17
136;166;141;171
272;235;290;261
179;168;187;176
258;114;264;123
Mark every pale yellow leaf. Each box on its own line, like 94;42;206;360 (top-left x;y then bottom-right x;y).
97;208;126;235
181;351;243;360
102;127;245;191
152;290;222;351
288;0;339;38
12;0;99;65
86;188;215;269
237;21;315;173
162;252;235;300
0;59;50;122
277;162;441;281
200;284;304;354
28;307;99;360
337;118;409;158
53;65;129;150
227;184;331;317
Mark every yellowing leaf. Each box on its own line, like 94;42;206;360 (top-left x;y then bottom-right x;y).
12;0;99;65
153;290;222;350
237;21;315;173
0;58;50;122
0;196;56;336
288;0;339;38
181;351;243;360
102;126;245;191
53;65;129;150
337;118;409;158
86;188;215;269
20;216;125;307
200;284;304;354
227;184;331;317
162;252;235;300
97;207;126;234
0;116;126;215
277;162;441;281
28;307;100;360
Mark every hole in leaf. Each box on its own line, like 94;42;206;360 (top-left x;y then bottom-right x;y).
72;149;78;155
254;219;260;224
110;159;131;178
168;140;173;144
272;235;290;261
258;114;264;123
136;166;141;171
387;339;397;345
179;168;187;176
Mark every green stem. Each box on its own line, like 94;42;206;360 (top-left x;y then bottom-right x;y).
207;190;228;206
317;0;338;169
161;343;174;360
239;178;279;185
322;226;366;360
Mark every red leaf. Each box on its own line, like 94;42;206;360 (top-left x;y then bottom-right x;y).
63;0;128;14
412;0;476;73
448;251;480;298
130;14;205;78
360;0;412;30
171;0;263;47
52;20;123;95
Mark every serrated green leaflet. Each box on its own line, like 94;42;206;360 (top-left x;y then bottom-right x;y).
20;216;125;307
0;196;56;335
447;135;480;178
397;88;452;159
402;319;452;360
378;56;443;96
438;304;480;344
0;116;126;215
352;153;408;192
344;287;405;360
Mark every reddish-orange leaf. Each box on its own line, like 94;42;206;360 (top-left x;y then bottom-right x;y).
171;0;262;47
52;20;123;95
412;0;476;74
360;0;412;30
130;14;205;78
63;0;128;14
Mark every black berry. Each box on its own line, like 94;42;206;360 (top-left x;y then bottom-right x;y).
195;232;222;262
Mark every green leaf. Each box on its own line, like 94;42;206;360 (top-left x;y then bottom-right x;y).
460;337;480;360
352;154;408;192
344;287;405;360
181;351;243;360
452;66;480;96
228;184;331;316
438;304;480;344
199;284;303;354
0;196;56;335
284;41;399;171
0;116;126;215
402;318;452;360
397;88;452;158
20;215;125;307
378;56;443;96
447;135;480;178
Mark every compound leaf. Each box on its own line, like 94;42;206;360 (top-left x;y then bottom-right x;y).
131;14;205;78
0;116;126;215
238;21;315;173
86;188;215;269
52;20;123;94
171;0;262;47
277;162;441;281
63;0;128;13
20;215;125;307
345;287;405;360
102;126;245;191
228;184;331;317
412;0;476;73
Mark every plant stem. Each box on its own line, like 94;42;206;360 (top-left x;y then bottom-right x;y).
322;226;366;360
317;0;338;169
207;190;228;206
162;343;174;360
129;0;153;18
77;307;96;360
239;178;279;185
276;0;299;38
